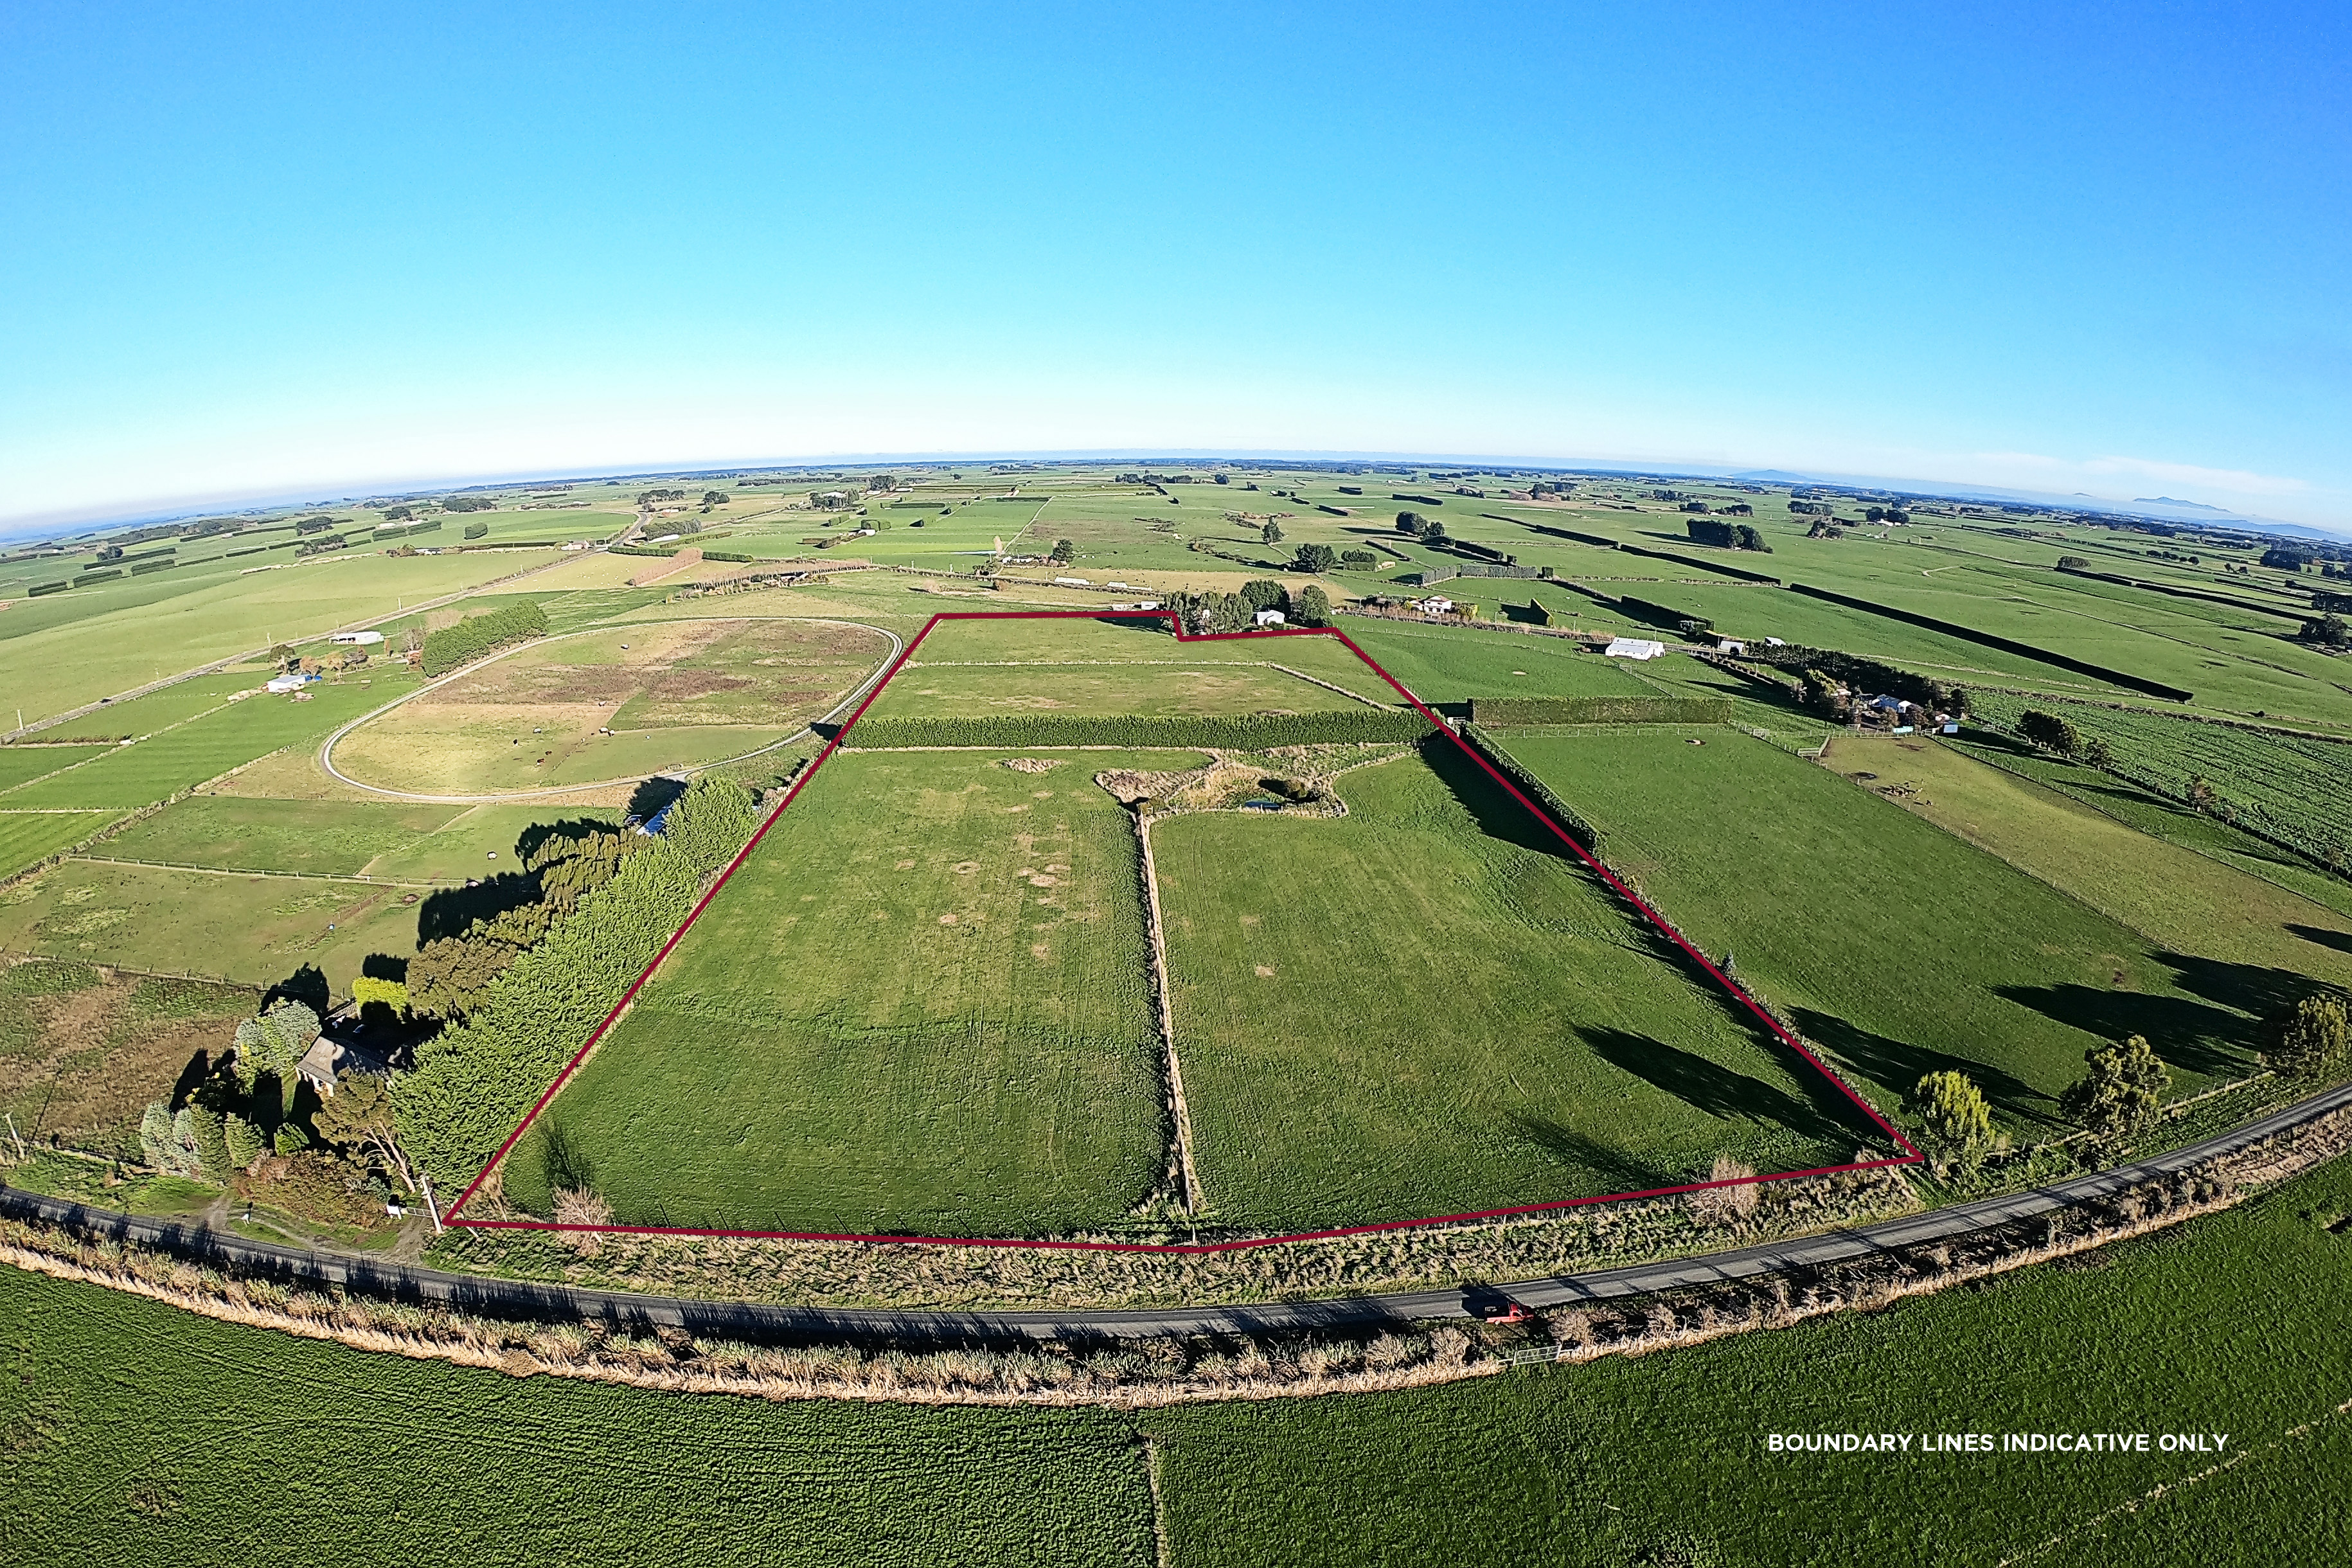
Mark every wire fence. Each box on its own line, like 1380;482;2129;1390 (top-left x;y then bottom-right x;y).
68;854;450;889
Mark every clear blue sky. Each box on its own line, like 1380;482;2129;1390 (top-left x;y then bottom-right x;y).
4;1;2348;530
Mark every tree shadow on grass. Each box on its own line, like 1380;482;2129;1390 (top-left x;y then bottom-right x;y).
168;1049;211;1110
1988;980;2257;1081
1578;1026;1857;1145
1420;732;1583;863
1790;1007;2061;1128
417;872;541;944
1504;1113;1680;1195
535;1115;595;1196
2290;923;2352;957
262;965;329;1016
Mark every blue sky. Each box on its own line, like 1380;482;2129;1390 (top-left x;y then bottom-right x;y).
3;1;2348;530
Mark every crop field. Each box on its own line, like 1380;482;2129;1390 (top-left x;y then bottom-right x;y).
329;618;892;794
1968;694;2352;859
502;746;1184;1235
13;1143;2352;1564
1152;746;1878;1233
1940;736;2352;922
1490;728;2267;1133
1158;1150;2352;1567
96;796;467;877
0;860;419;995
0;1267;1157;1568
0;810;123;878
0;675;421;811
1821;734;2352;988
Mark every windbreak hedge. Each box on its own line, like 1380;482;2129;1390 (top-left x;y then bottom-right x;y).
1456;724;1598;849
841;710;1430;751
420;598;549;676
393;776;765;1192
1467;695;1734;726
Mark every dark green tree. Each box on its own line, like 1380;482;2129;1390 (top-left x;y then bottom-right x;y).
1240;579;1288;613
2265;994;2350;1081
1049;539;1076;564
1261;520;1284;545
2060;1034;2169;1148
1291;585;1333;627
1909;1070;1994;1168
2017;709;2083;757
1290;543;1338;574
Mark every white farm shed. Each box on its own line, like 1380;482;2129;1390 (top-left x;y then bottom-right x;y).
1603;637;1666;660
328;630;384;645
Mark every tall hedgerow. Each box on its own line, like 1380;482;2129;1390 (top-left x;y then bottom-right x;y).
420;599;549;677
391;777;762;1193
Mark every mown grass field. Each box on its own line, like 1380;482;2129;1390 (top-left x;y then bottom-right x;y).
1332;618;1663;706
0;747;108;792
0;810;121;877
506;747;1187;1235
37;670;269;741
1822;733;2352;989
97;796;467;876
10;1148;2350;1565
869;660;1383;720
1153;746;1877;1233
0;860;418;995
330;618;891;794
0;674;421;810
1493;729;2268;1134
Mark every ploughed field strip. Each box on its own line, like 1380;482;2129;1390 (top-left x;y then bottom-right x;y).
1486;728;2270;1132
1150;744;1880;1234
331;618;893;793
503;745;1180;1236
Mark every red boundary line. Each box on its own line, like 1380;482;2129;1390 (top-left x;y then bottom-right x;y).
446;610;1920;1252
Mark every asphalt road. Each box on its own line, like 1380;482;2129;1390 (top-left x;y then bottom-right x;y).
7;1081;2346;1345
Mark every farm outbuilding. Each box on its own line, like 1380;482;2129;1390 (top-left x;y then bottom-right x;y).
328;630;384;645
1603;637;1665;660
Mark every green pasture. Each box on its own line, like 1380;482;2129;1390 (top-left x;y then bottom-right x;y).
328;617;889;794
1941;735;2352;922
0;860;417;995
506;747;1183;1236
0;745;109;792
869;660;1385;721
1153;747;1876;1233
0;811;122;877
36;670;266;740
97;796;466;877
0;546;562;726
1333;618;1664;706
1968;694;2352;855
1821;733;2352;988
0;673;418;810
1493;728;2268;1134
353;803;625;882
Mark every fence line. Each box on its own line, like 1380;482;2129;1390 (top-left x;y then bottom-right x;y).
68;855;449;889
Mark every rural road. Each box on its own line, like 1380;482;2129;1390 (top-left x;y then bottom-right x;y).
314;618;905;804
8;1082;2347;1345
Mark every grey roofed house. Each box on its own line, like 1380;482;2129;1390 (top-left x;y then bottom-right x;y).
294;1035;393;1098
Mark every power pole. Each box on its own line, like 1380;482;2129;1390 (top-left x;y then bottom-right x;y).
419;1172;446;1235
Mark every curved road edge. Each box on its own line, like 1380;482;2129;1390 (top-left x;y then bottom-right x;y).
314;617;905;804
6;1081;2349;1345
